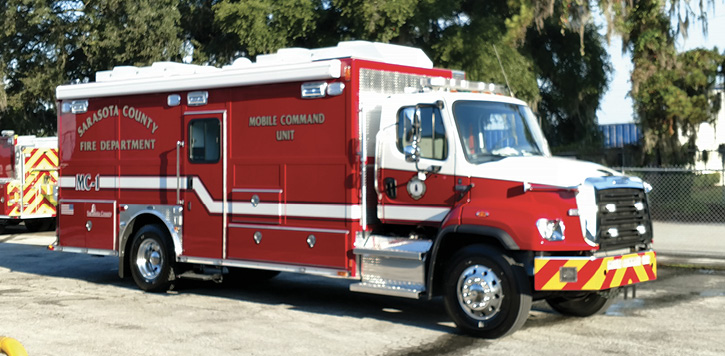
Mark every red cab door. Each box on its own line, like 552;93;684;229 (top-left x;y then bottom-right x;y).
378;103;457;224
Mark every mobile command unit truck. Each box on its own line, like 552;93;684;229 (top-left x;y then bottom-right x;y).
53;41;656;338
0;131;58;233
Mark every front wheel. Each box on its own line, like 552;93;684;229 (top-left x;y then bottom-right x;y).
129;224;175;292
443;245;532;338
546;290;618;317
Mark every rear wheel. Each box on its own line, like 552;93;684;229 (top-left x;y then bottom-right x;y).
443;245;532;338
546;290;618;317
129;224;175;292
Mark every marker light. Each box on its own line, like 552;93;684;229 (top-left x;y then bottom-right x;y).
608;228;619;238
536;219;565;242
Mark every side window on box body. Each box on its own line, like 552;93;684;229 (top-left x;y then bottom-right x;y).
188;118;220;163
396;106;447;160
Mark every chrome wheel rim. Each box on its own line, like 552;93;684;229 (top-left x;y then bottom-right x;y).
136;238;163;280
456;264;503;321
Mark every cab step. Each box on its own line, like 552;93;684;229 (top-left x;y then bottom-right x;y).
351;235;432;299
349;282;424;299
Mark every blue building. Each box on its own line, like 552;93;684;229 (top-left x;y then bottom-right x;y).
600;123;641;148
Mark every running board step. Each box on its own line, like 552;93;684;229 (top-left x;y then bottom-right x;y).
352;236;432;299
353;237;433;260
350;282;423;299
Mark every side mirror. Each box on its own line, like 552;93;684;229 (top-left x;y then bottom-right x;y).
404;145;420;163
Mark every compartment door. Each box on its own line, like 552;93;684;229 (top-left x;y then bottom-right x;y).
57;200;117;251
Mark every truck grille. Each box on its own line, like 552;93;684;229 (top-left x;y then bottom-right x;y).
596;188;652;249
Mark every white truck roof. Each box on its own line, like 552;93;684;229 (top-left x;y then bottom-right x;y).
56;41;434;100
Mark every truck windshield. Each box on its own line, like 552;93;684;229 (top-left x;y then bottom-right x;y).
453;100;546;163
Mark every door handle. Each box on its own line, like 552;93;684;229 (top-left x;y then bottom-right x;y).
455;183;474;200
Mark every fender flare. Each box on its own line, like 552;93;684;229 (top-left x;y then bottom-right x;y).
425;224;520;299
0;336;28;356
118;209;181;279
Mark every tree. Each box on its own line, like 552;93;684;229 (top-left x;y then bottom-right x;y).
0;0;184;135
616;0;725;165
0;0;71;134
0;0;621;147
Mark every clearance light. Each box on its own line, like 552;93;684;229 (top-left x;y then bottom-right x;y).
326;82;345;96
536;219;565;242
301;81;327;98
71;100;88;114
187;91;208;106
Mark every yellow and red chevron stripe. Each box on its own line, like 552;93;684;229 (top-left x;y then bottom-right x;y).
2;182;21;216
534;251;657;291
20;147;59;216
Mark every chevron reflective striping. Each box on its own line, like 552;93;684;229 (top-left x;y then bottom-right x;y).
6;183;21;216
534;251;657;291
20;148;59;216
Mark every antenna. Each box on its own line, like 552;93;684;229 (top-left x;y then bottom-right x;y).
492;44;514;97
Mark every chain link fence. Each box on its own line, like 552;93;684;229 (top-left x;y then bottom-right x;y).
621;167;725;223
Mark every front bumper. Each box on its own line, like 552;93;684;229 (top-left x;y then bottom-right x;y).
534;250;656;291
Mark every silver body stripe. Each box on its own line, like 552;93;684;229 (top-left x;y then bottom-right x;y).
60;175;362;220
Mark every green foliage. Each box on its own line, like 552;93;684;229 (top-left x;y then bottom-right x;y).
526;16;610;148
214;0;317;58
7;0;706;156
0;0;184;135
614;0;725;166
334;0;418;42
78;0;184;77
694;172;720;188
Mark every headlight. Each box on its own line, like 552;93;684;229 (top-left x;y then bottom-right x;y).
536;218;565;242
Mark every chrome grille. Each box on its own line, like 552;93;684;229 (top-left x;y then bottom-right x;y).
596;188;652;249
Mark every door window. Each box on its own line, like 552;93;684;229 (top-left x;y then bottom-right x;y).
396;106;447;160
188;119;220;163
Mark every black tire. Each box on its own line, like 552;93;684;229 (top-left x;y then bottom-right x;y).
443;245;532;338
24;218;53;232
546;290;618;317
129;224;175;292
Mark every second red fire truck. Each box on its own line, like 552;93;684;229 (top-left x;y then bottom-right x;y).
0;131;58;233
53;41;656;338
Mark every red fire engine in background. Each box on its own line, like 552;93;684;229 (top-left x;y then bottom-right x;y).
0;131;58;233
53;41;656;338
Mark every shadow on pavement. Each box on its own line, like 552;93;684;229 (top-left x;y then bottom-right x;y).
0;238;457;336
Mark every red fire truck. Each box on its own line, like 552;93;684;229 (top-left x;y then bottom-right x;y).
0;131;58;233
53;41;656;338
